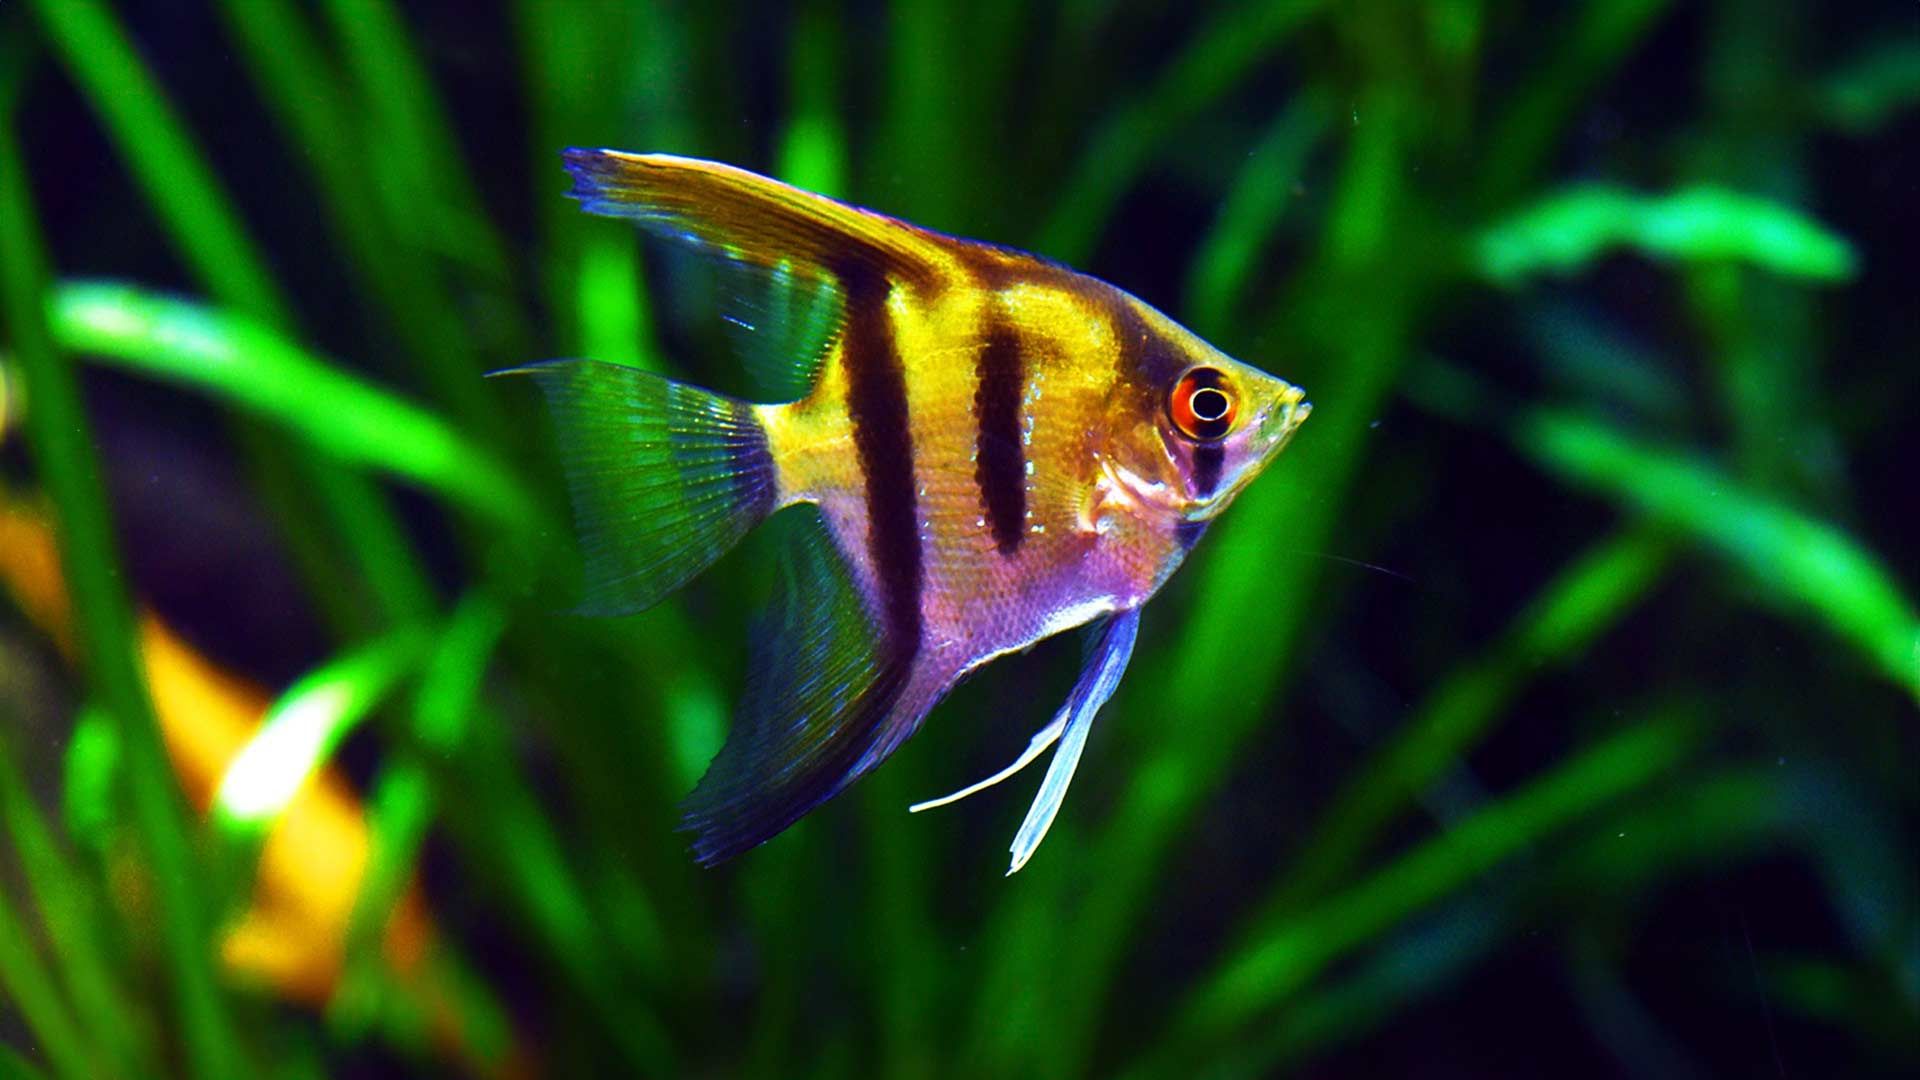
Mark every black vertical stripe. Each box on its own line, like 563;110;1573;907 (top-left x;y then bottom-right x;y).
838;264;924;651
1192;444;1224;498
973;326;1027;556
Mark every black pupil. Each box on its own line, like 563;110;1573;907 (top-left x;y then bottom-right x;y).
1191;386;1230;422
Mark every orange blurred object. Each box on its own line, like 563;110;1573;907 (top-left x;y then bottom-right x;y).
0;494;519;1074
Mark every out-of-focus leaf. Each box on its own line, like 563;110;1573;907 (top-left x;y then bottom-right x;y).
1769;957;1919;1057
2;90;245;1080
47;282;540;533
1818;39;1920;135
319;0;512;283
1147;717;1698;1074
30;0;443;633
10;714;152;1074
1249;768;1794;1075
1521;411;1920;704
1183;95;1328;338
214;628;429;833
1480;0;1673;205
0;1041;53;1080
0;884;90;1077
0;723;123;1080
1271;528;1672;911
60;706;119;851
1040;0;1328;262
1476;186;1858;285
213;0;511;436
1030;89;1429;1078
29;0;289;325
341;593;509;998
0;360;16;444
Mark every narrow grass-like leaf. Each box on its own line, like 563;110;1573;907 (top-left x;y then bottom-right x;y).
576;236;653;371
1520;410;1920;703
1039;0;1328;262
59;707;118;852
1817;39;1920;135
48;282;540;533
1246;769;1791;1075
29;0;440;629
1480;0;1674;206
1476;186;1858;286
0;883;90;1080
1030;88;1429;1076
1150;717;1699;1073
1;107;244;1080
320;0;513;283
1182;95;1328;338
1271;528;1672;911
28;0;290;325
778;0;850;201
1233;894;1515;1076
443;712;679;1073
214;627;429;833
0;726;150;1075
341;594;506;985
212;0;510;434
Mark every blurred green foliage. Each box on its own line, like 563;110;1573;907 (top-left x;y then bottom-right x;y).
1;1;1916;1077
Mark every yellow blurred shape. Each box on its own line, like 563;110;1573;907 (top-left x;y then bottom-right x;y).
0;495;431;1003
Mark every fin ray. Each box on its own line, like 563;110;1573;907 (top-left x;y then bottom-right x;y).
680;508;930;864
492;359;774;615
563;149;949;401
562;149;947;283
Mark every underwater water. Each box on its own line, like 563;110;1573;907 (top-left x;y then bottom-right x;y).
0;1;1916;1076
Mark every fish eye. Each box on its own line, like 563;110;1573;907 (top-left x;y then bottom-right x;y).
1169;367;1236;441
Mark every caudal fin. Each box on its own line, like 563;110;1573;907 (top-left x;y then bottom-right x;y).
494;359;776;615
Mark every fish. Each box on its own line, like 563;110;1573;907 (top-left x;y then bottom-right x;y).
497;150;1310;873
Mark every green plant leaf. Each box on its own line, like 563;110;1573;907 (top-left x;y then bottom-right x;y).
1476;185;1858;285
1152;715;1699;1073
2;100;245;1080
47;282;541;534
214;627;429;833
1817;39;1920;135
1521;410;1920;704
1040;0;1329;262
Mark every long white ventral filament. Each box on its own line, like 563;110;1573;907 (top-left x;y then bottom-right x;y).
1007;607;1140;875
909;714;1066;813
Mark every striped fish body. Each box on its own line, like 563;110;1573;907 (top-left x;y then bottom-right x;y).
501;152;1310;871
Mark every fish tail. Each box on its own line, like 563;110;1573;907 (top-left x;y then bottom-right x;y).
492;359;776;615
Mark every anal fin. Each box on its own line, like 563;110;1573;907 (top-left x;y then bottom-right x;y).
680;507;928;865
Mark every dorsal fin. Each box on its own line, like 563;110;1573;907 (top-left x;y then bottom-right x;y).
679;508;933;865
564;150;953;401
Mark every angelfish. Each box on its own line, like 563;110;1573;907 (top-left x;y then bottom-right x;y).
499;150;1310;873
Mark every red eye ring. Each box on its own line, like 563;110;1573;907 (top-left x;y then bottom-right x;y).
1170;367;1236;441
